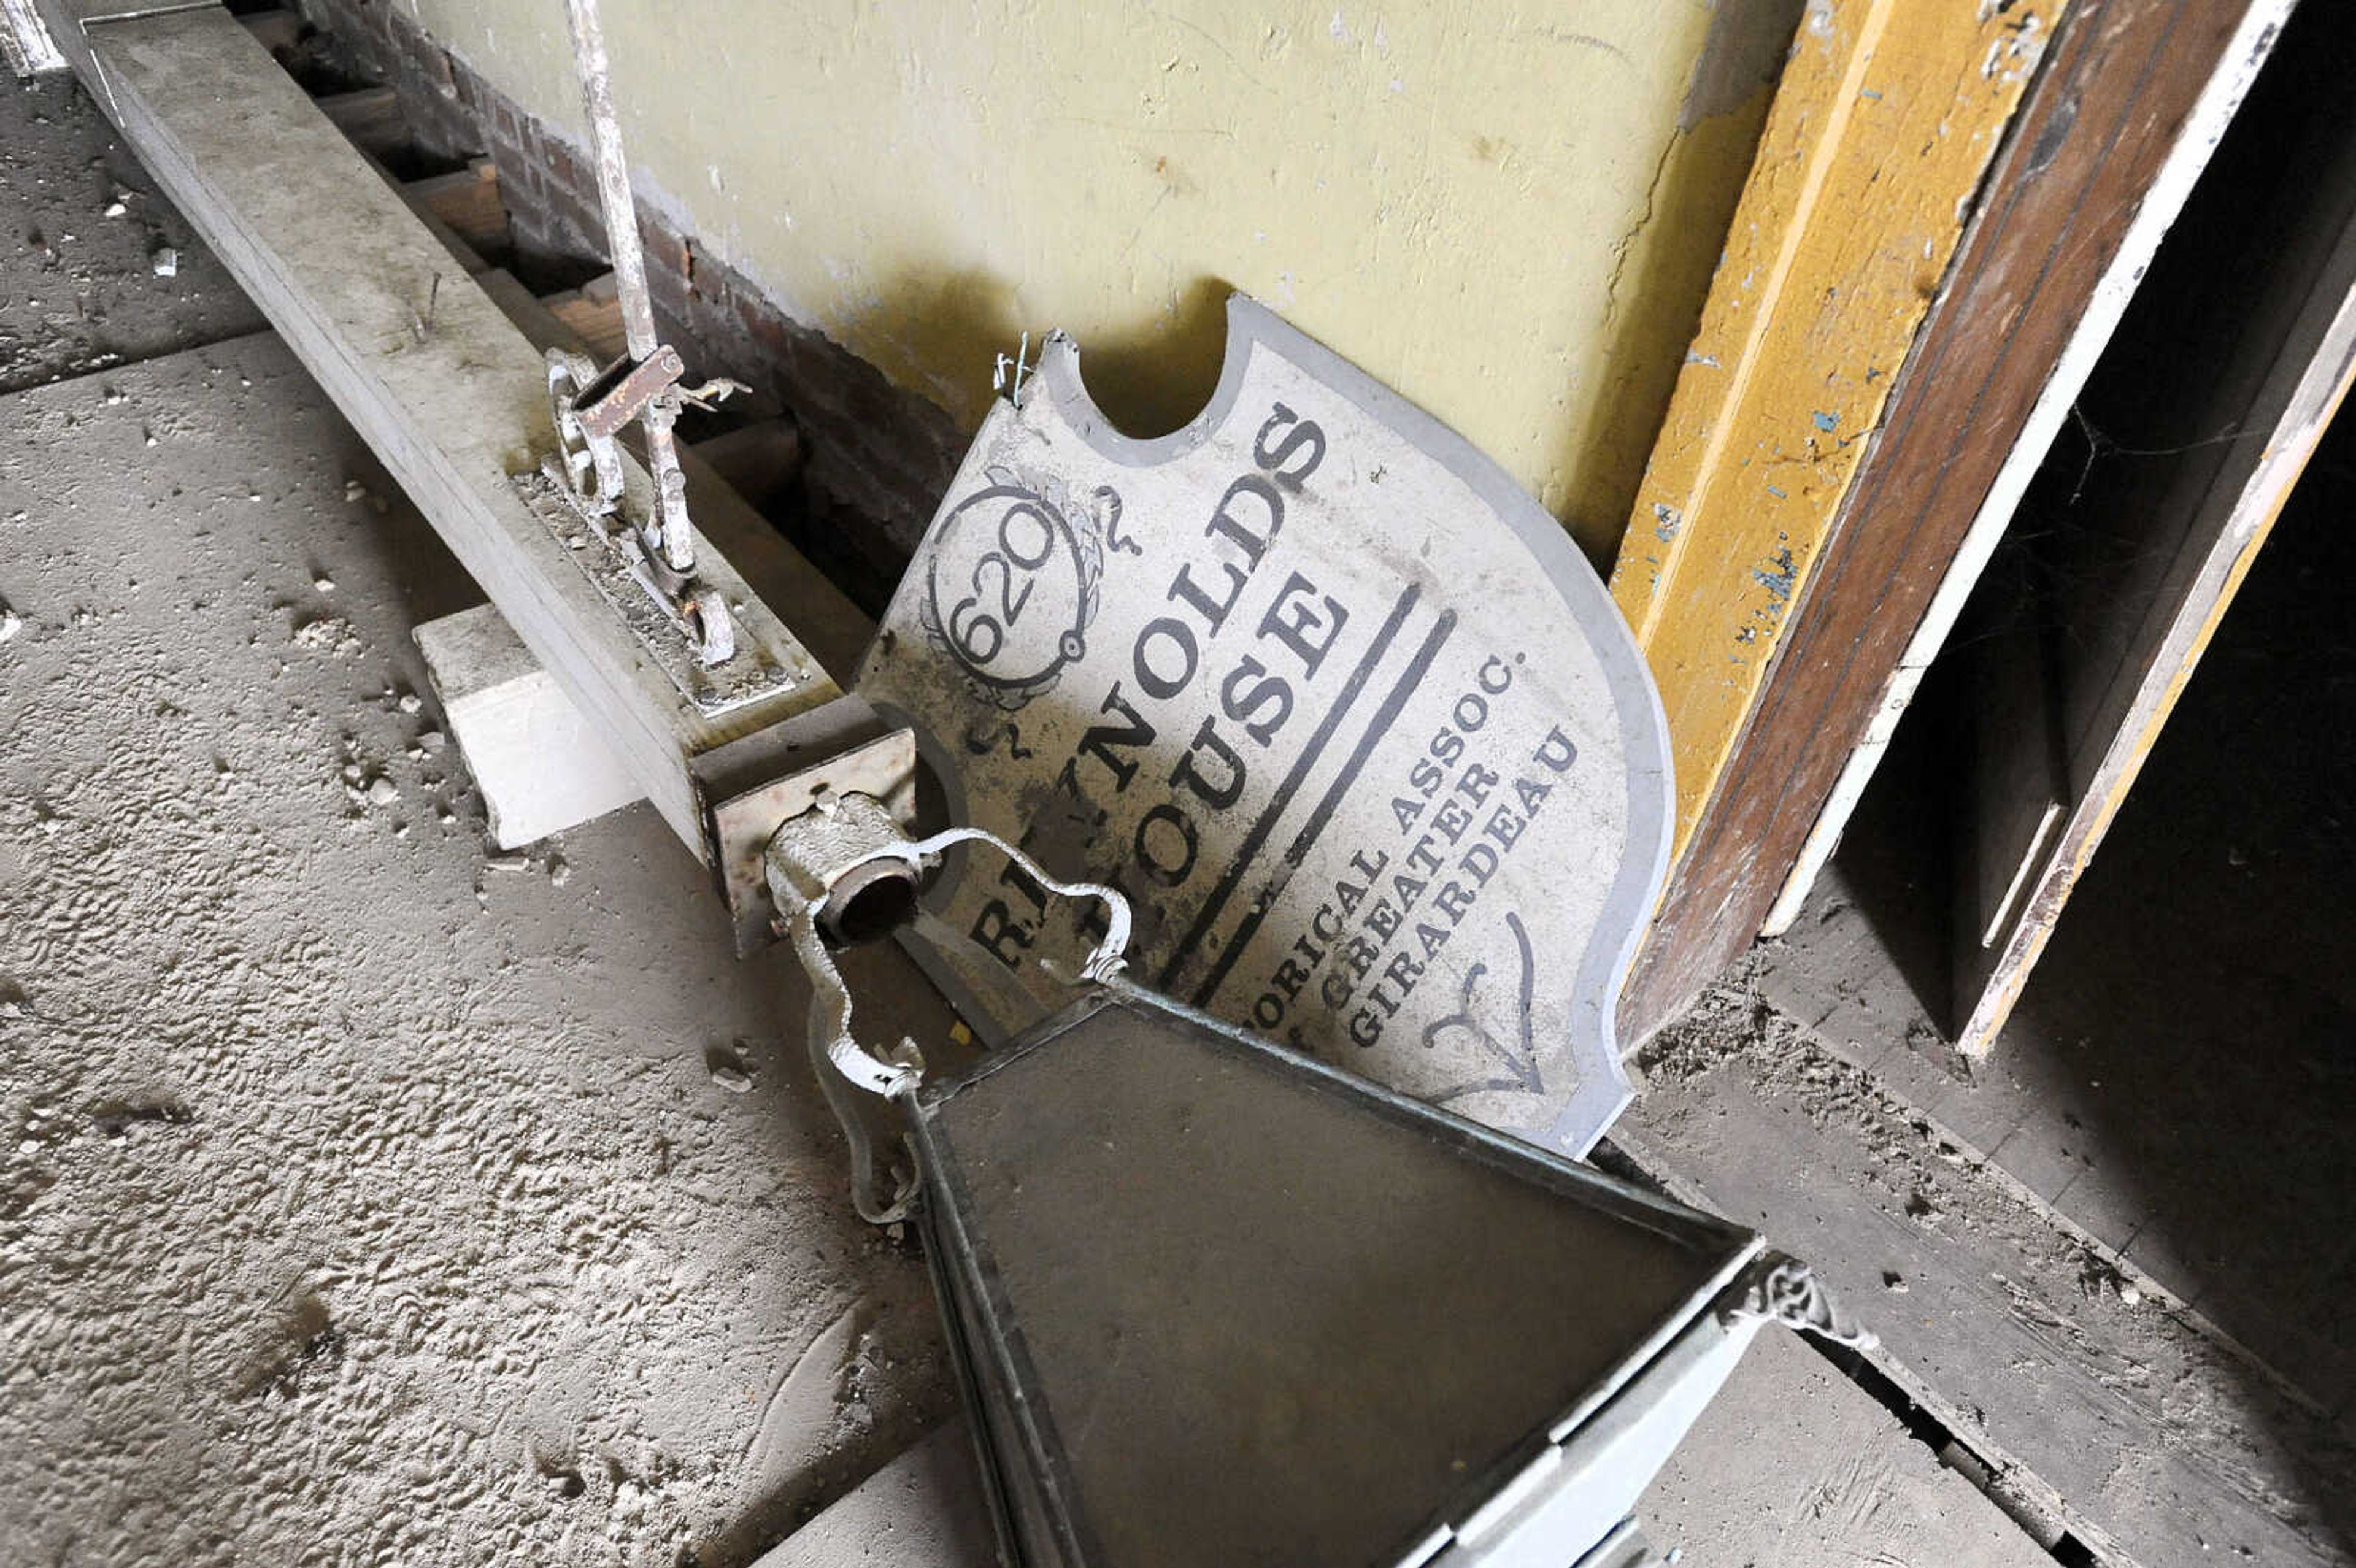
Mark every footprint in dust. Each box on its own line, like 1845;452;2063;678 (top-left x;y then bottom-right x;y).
87;1096;193;1140
239;1289;344;1400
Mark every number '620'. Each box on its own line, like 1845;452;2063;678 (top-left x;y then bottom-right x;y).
926;487;1090;689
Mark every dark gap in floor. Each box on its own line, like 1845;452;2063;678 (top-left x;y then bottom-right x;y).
2050;1533;2103;1568
1805;1339;2116;1563
1592;1138;2082;1560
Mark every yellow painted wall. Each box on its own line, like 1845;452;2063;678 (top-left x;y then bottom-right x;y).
404;0;1798;563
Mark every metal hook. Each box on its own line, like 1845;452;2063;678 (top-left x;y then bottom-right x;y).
765;810;1133;1224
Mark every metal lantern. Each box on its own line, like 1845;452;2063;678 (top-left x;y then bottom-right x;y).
772;815;1862;1568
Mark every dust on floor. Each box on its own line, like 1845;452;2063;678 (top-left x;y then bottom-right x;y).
0;332;946;1567
1620;966;2356;1567
0;74;264;397
0;52;2214;1568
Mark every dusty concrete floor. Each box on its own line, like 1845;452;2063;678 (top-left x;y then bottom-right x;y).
0;327;952;1565
2;76;961;1564
2;61;2065;1568
0;74;263;395
0;339;2054;1568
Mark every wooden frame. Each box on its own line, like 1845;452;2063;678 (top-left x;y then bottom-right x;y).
1951;21;2356;1051
1616;0;2294;1043
1764;0;2297;943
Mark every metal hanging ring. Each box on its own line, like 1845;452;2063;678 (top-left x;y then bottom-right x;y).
546;347;622;516
825;825;1133;988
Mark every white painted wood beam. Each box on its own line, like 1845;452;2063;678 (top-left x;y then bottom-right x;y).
33;0;840;865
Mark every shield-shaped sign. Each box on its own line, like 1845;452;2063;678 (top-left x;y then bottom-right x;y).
858;295;1670;1154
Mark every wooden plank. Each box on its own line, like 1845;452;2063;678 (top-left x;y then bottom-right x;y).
1612;1028;2351;1567
315;85;407;161
403;158;508;257
415;605;645;850
37;1;836;861
415;266;877;853
1605;0;2066;861
411;409;832;851
1616;0;2292;1043
1954;37;2356;1051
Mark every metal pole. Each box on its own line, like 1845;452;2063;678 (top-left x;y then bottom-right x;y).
561;0;697;575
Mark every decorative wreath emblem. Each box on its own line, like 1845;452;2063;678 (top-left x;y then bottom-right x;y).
919;464;1115;711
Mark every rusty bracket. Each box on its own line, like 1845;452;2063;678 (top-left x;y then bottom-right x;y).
574;344;685;441
552;0;744;613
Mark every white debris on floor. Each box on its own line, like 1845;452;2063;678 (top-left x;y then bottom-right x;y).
0;77;263;398
0;336;945;1566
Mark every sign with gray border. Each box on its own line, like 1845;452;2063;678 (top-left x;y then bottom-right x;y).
859;295;1671;1154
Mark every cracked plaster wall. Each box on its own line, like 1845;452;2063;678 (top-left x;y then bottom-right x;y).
384;0;1801;564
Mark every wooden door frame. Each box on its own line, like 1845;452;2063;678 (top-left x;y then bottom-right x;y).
1615;0;2295;1045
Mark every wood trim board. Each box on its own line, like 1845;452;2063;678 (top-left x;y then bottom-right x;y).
1607;0;2065;864
1762;0;2296;939
1617;0;2293;1045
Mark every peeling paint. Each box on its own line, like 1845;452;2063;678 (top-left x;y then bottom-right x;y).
1751;546;1798;603
1608;0;2066;853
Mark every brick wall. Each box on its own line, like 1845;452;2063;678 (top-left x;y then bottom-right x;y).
292;0;961;602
